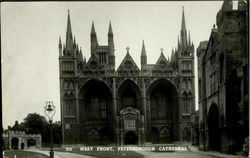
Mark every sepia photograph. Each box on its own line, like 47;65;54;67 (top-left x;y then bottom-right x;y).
1;0;249;158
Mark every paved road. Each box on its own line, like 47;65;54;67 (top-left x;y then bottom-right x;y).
25;149;95;158
136;150;218;158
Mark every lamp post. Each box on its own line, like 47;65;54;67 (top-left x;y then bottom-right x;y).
44;101;56;158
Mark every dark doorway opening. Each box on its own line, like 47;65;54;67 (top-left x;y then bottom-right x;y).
124;131;137;145
11;137;19;149
151;127;159;144
208;104;220;151
21;143;25;149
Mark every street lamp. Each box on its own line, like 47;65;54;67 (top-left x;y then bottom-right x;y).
44;101;56;158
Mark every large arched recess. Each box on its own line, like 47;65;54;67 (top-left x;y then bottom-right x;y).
208;103;220;151
78;79;113;144
117;79;142;112
146;78;179;143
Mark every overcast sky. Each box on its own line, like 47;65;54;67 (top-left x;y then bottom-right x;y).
2;1;224;128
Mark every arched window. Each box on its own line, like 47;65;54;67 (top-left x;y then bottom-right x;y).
69;81;74;90
100;98;107;119
122;88;136;108
183;92;190;114
64;93;76;116
63;81;68;90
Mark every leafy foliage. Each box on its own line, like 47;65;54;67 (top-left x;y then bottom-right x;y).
8;113;62;144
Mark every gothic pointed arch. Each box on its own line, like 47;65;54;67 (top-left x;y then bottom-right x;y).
208;103;220;151
117;79;142;112
78;79;113;144
147;78;179;142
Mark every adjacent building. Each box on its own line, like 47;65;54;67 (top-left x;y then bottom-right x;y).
197;0;248;153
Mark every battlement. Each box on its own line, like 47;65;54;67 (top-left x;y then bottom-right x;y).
216;0;247;25
6;130;41;137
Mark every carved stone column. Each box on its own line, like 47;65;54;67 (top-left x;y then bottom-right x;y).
142;79;147;143
113;78;117;127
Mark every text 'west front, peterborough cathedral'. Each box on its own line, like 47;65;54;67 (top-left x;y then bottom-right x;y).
59;8;195;146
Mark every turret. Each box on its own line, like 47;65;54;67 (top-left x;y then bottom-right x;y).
222;0;232;12
59;36;62;56
108;21;115;71
108;21;114;52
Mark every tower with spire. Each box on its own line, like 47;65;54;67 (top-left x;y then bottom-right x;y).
89;21;115;70
174;7;195;142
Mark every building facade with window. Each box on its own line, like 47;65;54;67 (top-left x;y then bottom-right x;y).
197;0;248;154
59;8;195;145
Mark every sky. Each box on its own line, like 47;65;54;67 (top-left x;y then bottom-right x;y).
2;1;224;128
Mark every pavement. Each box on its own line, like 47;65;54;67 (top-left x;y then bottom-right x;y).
187;145;246;158
25;149;95;158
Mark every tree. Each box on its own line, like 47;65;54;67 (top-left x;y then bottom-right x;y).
23;113;48;134
52;121;62;144
11;121;19;131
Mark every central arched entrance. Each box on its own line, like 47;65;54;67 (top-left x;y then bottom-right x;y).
208;103;220;151
117;79;142;112
147;79;179;143
124;131;137;145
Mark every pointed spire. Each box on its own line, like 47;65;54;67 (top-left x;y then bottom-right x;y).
180;7;188;48
66;10;72;34
59;36;62;48
83;56;86;64
66;9;73;51
141;40;147;66
91;21;96;34
59;36;62;56
171;47;174;62
178;35;180;45
108;21;113;34
181;7;186;31
141;40;146;56
79;47;83;62
188;30;191;46
177;35;180;51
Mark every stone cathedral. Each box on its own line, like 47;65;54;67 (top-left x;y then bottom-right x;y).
59;8;195;145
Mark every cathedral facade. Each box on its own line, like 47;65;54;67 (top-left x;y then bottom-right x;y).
59;8;195;145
